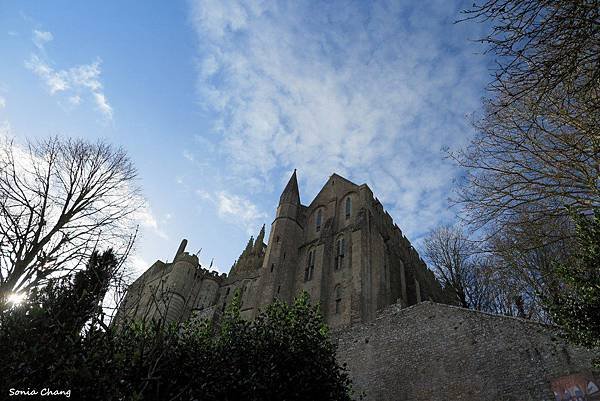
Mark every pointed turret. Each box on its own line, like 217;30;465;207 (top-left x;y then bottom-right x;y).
244;236;254;255
253;224;266;253
279;169;300;205
247;236;254;249
255;170;304;311
229;227;267;277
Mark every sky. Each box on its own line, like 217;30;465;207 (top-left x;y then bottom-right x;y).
0;0;491;279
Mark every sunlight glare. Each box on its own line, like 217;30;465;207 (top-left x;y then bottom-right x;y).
7;292;26;306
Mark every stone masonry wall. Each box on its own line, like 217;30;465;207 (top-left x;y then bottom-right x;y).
335;302;599;401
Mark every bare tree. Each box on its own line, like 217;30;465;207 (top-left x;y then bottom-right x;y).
463;0;599;105
453;0;600;241
424;225;553;318
453;89;599;236
424;226;486;309
0;136;143;301
481;209;574;321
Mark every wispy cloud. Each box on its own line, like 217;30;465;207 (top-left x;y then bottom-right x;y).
135;204;169;240
128;253;151;277
25;55;68;93
0;96;5;109
188;0;488;242
24;30;113;120
196;189;267;235
0;121;11;138
32;29;53;50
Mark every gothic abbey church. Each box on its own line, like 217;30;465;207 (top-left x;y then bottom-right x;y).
118;171;446;327
117;172;600;401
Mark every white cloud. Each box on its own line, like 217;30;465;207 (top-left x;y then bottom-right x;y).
183;150;195;162
189;0;488;241
68;95;81;105
128;253;151;277
0;96;5;109
25;31;113;120
134;204;169;240
197;189;267;235
93;92;113;120
0;120;11;139
32;29;53;50
25;55;69;93
216;191;266;225
195;189;211;200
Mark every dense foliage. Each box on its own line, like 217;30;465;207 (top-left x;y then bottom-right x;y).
543;209;600;357
0;254;353;401
0;250;121;399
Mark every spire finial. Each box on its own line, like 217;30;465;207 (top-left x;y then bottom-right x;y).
279;169;300;205
254;224;266;252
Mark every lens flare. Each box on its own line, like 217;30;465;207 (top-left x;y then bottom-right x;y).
6;292;26;306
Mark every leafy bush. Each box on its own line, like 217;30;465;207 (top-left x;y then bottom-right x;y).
0;255;354;401
543;209;600;365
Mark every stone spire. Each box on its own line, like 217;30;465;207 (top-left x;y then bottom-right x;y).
279;169;300;205
244;236;254;255
253;224;265;253
229;228;267;277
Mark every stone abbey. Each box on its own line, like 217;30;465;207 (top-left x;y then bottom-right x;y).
117;171;599;401
118;171;446;328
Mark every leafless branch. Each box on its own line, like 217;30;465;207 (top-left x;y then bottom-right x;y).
0;136;143;300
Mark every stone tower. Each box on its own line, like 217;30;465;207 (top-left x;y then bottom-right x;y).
254;170;304;309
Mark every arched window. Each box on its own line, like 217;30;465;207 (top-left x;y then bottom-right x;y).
345;197;352;219
335;236;345;270
316;209;322;232
304;249;315;281
334;285;342;314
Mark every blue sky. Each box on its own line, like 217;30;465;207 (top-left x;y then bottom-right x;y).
0;0;490;278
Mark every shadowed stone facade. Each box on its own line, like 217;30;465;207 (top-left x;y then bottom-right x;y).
117;171;446;327
116;171;599;400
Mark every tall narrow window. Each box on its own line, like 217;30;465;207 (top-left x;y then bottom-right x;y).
335;237;345;270
316;209;322;232
345;197;352;219
304;249;315;281
334;285;342;314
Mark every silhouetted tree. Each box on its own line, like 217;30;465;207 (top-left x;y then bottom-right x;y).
1;277;354;400
424;226;487;309
0;136;141;303
0;250;119;399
